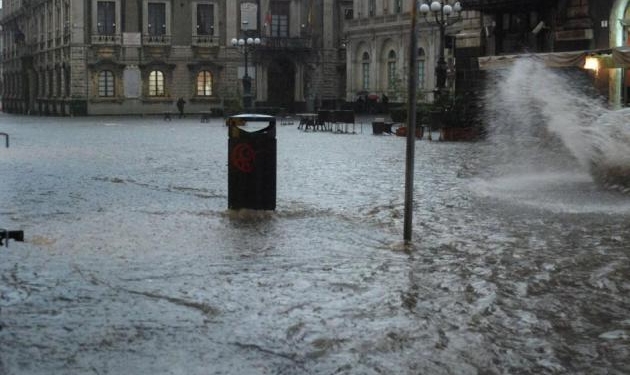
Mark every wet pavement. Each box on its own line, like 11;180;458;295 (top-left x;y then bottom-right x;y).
1;113;629;374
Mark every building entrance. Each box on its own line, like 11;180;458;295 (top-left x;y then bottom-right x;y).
267;58;295;112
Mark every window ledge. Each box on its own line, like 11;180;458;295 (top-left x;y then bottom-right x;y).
90;97;125;104
142;97;173;103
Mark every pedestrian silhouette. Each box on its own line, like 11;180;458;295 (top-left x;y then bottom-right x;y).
177;97;186;118
382;93;389;113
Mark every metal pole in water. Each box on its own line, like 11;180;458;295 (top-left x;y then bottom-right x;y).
404;2;419;242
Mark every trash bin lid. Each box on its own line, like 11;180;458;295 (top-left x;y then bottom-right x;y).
227;114;275;122
227;114;276;137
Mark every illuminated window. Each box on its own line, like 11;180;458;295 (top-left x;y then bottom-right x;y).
196;70;213;96
148;70;165;96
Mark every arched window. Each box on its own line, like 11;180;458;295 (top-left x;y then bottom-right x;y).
98;70;115;97
148;70;165;97
56;68;62;97
196;70;213;96
417;48;426;89
387;50;397;89
362;52;370;90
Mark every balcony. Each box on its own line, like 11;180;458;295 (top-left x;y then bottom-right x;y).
91;34;122;45
142;34;172;59
143;34;172;46
192;34;220;48
346;13;410;29
90;34;122;60
192;34;220;59
258;37;312;51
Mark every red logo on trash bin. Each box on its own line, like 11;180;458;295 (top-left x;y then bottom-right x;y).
231;143;256;173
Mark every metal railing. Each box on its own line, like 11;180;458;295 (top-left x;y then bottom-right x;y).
91;34;122;45
192;34;220;47
259;37;312;51
142;34;172;46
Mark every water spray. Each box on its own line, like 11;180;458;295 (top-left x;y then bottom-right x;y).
484;59;630;191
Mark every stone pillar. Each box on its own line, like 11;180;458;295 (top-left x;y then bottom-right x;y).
69;0;88;112
323;0;333;49
226;2;238;41
346;42;353;101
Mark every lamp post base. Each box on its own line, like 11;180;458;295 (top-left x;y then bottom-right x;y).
436;58;448;92
242;76;253;110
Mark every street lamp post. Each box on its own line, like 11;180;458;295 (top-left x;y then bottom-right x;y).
231;36;261;110
419;1;463;98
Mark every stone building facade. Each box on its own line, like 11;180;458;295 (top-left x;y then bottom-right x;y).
344;0;630;108
344;0;480;104
467;0;630;108
5;0;630;116
1;0;351;115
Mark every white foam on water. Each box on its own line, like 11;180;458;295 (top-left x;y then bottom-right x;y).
478;58;630;210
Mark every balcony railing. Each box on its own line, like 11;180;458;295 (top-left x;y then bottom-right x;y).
142;34;172;46
192;34;220;47
346;13;410;28
259;37;312;51
91;34;122;45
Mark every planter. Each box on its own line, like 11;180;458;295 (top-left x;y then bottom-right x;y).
395;126;424;139
389;107;407;123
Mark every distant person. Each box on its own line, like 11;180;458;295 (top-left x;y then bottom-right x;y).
356;95;365;113
177;97;186;118
381;93;389;113
367;94;378;114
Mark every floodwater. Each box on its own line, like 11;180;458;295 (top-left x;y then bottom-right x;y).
1;109;629;374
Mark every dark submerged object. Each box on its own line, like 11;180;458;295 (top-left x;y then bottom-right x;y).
227;114;277;210
1;229;24;247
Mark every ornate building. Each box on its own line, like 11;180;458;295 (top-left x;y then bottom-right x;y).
344;0;630;109
0;0;351;115
344;0;480;104
5;1;630;116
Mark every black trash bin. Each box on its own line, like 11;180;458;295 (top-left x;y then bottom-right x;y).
227;114;277;210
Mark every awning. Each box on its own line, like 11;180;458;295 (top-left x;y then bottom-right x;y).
478;51;587;70
479;47;630;70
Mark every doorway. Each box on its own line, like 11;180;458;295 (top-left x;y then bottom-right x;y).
267;58;295;112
